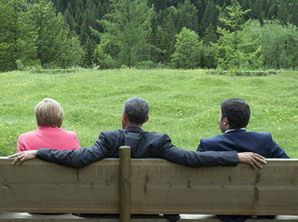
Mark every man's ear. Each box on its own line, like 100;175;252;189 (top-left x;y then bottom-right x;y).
144;115;149;123
122;111;128;120
223;117;229;126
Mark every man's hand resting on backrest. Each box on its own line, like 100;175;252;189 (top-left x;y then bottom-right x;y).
238;152;267;169
9;150;37;166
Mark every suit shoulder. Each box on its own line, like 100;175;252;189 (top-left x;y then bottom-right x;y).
100;130;122;138
201;134;223;142
247;131;272;138
145;131;170;138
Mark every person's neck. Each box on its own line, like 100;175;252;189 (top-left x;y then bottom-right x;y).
126;123;143;128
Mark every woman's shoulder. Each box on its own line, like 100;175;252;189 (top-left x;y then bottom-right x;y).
58;128;78;136
18;129;39;139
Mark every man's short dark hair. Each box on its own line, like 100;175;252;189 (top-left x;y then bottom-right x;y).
124;97;149;124
221;98;250;129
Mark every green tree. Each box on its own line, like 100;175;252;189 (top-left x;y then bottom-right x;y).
202;24;218;45
146;11;165;64
79;0;99;66
172;27;202;69
215;0;262;70
0;0;37;71
93;36;119;69
159;6;179;64
97;0;154;68
31;0;83;68
201;0;219;34
176;0;198;32
260;20;298;69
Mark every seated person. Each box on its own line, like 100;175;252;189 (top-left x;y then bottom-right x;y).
197;98;289;222
18;98;80;151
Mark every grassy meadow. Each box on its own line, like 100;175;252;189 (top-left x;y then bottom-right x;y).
0;69;297;157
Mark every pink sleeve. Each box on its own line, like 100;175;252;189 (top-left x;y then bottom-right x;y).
73;134;81;149
17;136;25;152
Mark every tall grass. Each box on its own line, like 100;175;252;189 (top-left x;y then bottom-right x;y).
0;69;297;157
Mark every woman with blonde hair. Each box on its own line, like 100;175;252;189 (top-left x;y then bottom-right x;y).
18;98;80;151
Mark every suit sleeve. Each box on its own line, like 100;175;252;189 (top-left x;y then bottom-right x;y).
197;139;206;151
269;134;289;158
36;133;114;168
159;134;239;167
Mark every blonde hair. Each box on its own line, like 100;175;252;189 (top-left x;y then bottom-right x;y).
35;98;64;127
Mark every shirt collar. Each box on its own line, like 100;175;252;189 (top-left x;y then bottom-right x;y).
224;128;246;134
124;126;144;132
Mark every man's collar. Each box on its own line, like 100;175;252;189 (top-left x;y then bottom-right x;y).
124;126;144;132
224;128;246;134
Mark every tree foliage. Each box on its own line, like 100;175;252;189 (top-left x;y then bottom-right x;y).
0;0;37;71
0;0;84;70
0;0;297;71
215;0;262;70
95;0;154;68
172;27;202;69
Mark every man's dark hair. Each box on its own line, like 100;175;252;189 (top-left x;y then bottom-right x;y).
124;97;149;124
221;98;250;129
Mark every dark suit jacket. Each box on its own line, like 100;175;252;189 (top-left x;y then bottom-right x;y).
197;129;289;222
36;126;239;168
197;129;289;158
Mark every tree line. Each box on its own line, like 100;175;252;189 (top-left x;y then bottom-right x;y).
0;0;297;72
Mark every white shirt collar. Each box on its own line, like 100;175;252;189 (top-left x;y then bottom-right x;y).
224;128;246;134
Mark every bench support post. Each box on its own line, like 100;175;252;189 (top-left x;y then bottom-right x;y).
119;146;131;222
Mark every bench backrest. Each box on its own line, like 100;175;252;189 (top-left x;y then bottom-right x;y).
1;148;297;217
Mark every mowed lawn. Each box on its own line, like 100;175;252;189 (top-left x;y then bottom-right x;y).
0;69;297;157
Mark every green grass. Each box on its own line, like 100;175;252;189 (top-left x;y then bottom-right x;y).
0;69;297;157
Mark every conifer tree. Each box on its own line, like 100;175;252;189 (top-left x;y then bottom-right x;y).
215;0;262;70
201;0;218;35
176;0;198;32
31;0;83;68
0;0;37;71
97;0;154;68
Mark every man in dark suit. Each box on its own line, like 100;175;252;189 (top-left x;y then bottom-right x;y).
197;98;289;222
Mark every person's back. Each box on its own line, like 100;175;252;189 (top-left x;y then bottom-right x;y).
197;98;288;222
198;130;288;158
17;98;80;152
18;126;80;151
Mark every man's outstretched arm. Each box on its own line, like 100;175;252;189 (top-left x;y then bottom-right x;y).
9;148;266;170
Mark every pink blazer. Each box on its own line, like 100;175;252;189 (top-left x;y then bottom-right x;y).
17;126;80;152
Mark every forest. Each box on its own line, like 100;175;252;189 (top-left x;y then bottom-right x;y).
0;0;297;72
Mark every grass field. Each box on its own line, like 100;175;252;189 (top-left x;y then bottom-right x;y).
0;69;297;157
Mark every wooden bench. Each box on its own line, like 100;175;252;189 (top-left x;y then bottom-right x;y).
0;146;297;221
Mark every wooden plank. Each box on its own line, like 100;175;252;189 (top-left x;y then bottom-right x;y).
119;146;131;222
0;158;297;215
0;158;120;213
129;159;298;215
0;213;298;222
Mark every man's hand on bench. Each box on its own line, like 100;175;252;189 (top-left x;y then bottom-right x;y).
238;152;267;170
9;150;37;166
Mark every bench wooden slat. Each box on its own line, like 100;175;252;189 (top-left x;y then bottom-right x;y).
0;156;297;217
130;159;298;215
0;158;120;213
0;213;298;221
